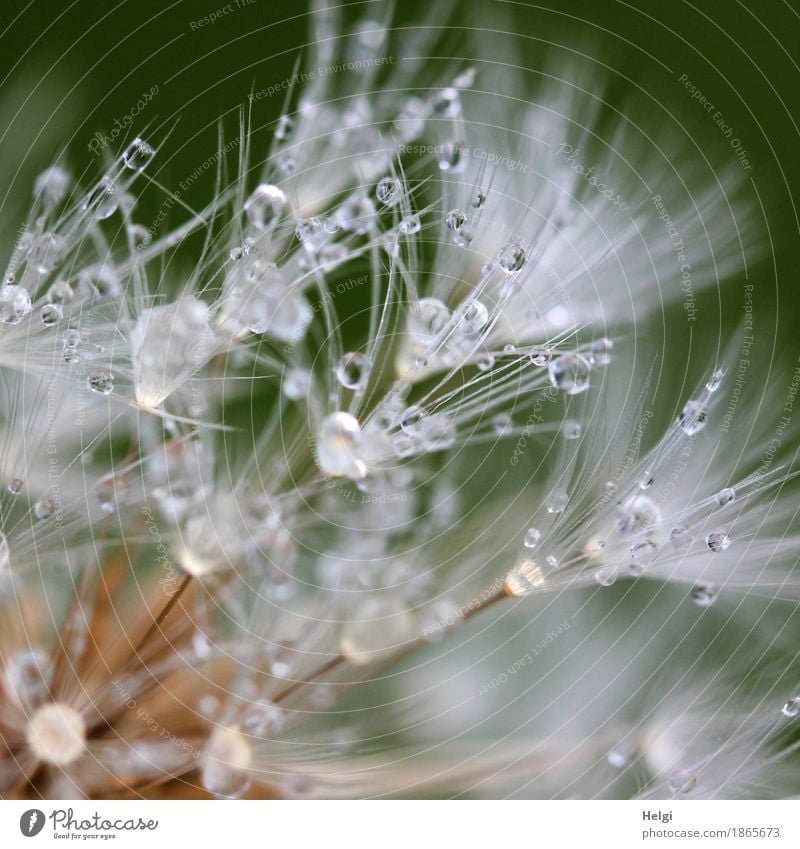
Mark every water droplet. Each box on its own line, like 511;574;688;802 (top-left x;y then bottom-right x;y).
47;280;73;304
690;582;717;607
706;368;725;392
492;412;512;436
336;193;377;234
668;768;697;799
30;232;66;274
34;165;70;207
295;216;324;244
0;284;32;324
523;528;541;549
5;650;52;703
122;137;155;171
781;697;800;718
604;481;617;496
85;176;118;219
438;140;465;172
201;727;253;799
630;539;658;560
87;369;114;395
399;214;421;235
668;526;691;548
229;246;243;261
63;328;80;348
376;177;400;206
590;337;613;366
545;554;559;568
336;352;370;389
716;487;735;507
34;496;56;520
563;419;581;440
7;478;22;496
244;184;287;230
607;746;631;768
316;412;365;479
549;353;591;395
95;475;127;513
679;400;708;435
594;567;616;587
706;530;730;552
639;472;654;490
275;114;294;141
546;490;569;514
40;303;62;326
445;208;466;232
432;87;461;118
498;243;527;274
282;368;311;401
471;189;486;208
457;299;489;334
616;495;661;536
476;351;494;371
242;700;284;737
529;347;550;367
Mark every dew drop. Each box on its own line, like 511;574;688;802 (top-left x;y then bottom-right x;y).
34;165;70;207
590;337;613;366
492;412;512;436
690;582;717;607
375;177;399;206
716;487;735;507
679;399;708;435
0;284;32;325
34;496;56;520
471;189;486;208
546;490;569;514
282;368;311;401
668;526;691;548
40;303;62;326
122;137;155;171
523;528;541;549
549;353;591;395
47;280;73;304
445;208;466;232
706;368;725;392
457;299;489;334
399;214;421;235
275;114;294;141
85;176;118;219
335;352;370;389
63;328;81;348
594;567;616;587
630;539;658;560
563;419;581;440
438;141;465;173
30;232;66;274
616;495;661;537
336;193;377;235
781;697;800;718
244;184;287;230
706;530;730;552
497;243;527;274
87;369;114;395
639;472;654;490
7;478;22;496
316;412;365;479
668;768;697;799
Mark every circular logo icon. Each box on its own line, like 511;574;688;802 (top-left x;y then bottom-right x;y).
20;810;46;837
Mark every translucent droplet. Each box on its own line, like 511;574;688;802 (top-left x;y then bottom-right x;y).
438;140;465;172
201;727;252;799
604;481;617;495
34;496;56;520
706;530;730;552
668;526;691;548
546;490;569;514
40;303;62;326
445;208;466;232
30;232;67;274
668;768;696;799
7;478;22;496
607;746;631;768
529;347;551;367
34;165;70;207
457;299;489;334
376;177;399;206
336;193;377;235
706;368;725;392
122;137;155;171
471;189;486;208
432;87;461;118
630;539;658;560
476;351;494;371
47;280;73;304
5;650;51;702
523;528;541;549
316;412;365;479
690;582;717;607
87;369;114;395
492;412;512;436
85;176;118;219
399;214;421;235
393;97;427;140
229;246;243;261
549;353;591;395
336;352;370;389
275;114;294;141
781;697;800;718
639;472;654;490
282;368;311;401
295;216;324;244
244;184;287;230
0;284;32;325
563;420;581;440
497;243;527;274
716;487;735;507
616;495;661;537
594;567;616;587
63;328;80;348
545;554;559;568
679;400;708;435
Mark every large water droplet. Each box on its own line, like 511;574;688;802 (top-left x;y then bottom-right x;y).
316;412;366;479
690;582;717;607
244;184;287;230
336;352;370;389
782;697;800;718
40;303;62;326
30;232;66;274
523;528;541;549
706;530;730;552
87;369;114;395
438;141;465;172
457;299;489;334
0;285;32;324
85;176;118;219
549;353;591;395
122;137;155;171
679;400;708;435
498;243;527;274
376;177;400;206
716;487;735;507
282;368;311;401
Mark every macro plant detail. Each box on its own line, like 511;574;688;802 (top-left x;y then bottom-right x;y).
0;0;798;804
